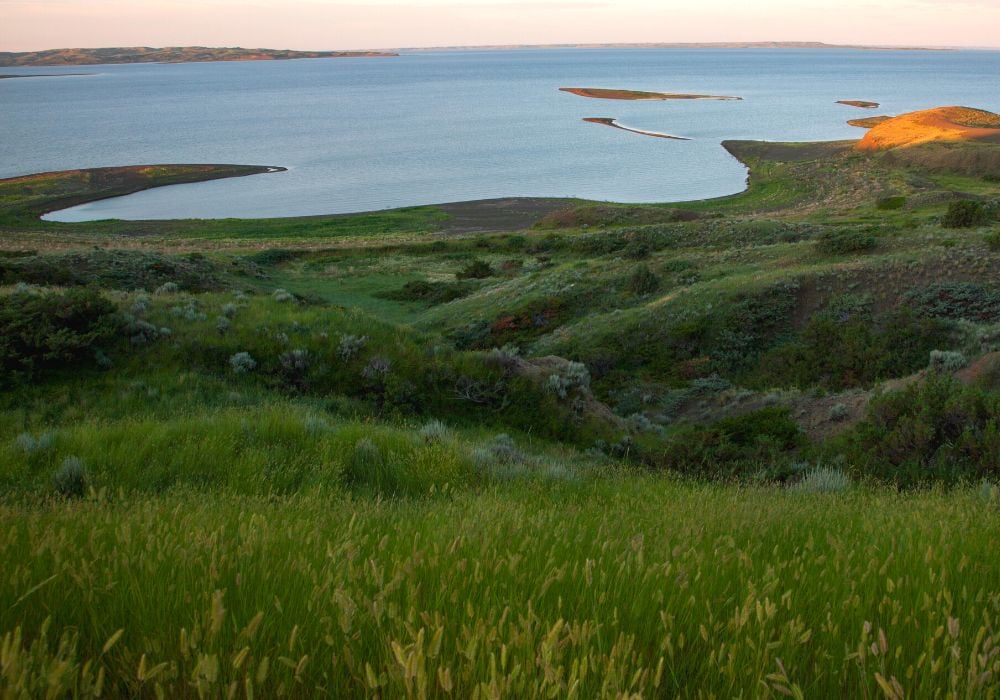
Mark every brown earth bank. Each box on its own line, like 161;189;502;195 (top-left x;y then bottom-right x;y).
837;100;880;109
560;87;742;101
857;106;1000;151
582;117;690;140
0;47;397;67
847;116;893;129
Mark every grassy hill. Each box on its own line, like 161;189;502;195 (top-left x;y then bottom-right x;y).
1;134;998;696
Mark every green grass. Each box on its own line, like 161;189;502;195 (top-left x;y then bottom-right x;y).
0;481;996;697
3;138;1000;696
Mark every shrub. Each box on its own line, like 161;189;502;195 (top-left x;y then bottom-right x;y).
215;317;231;336
155;282;179;295
337;334;367;361
928;350;966;373
273;289;296;303
844;374;1000;486
942;200;990;228
753;309;955;390
378;280;473;304
657;407;804;478
456;260;494;280
53;457;88;498
790;467;851;494
229;352;257;374
985;231;1000;251
220;303;238;318
904;282;1000;323
0;288;122;382
829;404;850;422
815;229;878;255
544;362;590;399
875;195;906;211
419;420;451;444
626;265;661;296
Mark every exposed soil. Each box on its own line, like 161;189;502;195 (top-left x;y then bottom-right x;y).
437;198;572;234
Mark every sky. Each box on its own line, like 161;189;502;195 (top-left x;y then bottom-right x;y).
2;0;999;52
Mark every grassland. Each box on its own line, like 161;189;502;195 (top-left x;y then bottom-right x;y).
1;131;999;696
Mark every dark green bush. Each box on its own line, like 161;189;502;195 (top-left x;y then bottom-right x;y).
656;407;804;478
378;280;474;305
843;374;1000;486
904;282;1000;323
815;229;879;255
876;195;906;211
752;309;955;390
626;265;661;296
456;260;494;279
942;200;990;228
0;288;122;382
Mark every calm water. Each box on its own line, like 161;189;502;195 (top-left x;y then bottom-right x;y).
2;48;999;221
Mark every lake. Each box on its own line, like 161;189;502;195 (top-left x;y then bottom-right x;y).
2;48;999;221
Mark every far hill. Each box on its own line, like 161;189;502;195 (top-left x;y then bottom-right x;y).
0;46;397;67
857;106;1000;151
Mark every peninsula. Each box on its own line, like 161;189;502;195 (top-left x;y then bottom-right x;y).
0;46;398;67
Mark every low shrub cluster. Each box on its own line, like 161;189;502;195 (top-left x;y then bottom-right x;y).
0;288;122;383
377;279;474;304
655;407;805;478
752;309;955;390
904;281;1000;323
941;199;994;228
843;374;1000;486
814;229;879;255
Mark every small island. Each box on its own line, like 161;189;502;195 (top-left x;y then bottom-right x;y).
582;117;690;140
837;100;881;109
561;87;742;101
0;46;397;67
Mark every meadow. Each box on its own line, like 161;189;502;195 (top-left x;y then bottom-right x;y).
1;135;999;696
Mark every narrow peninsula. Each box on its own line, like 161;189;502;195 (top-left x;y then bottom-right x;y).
583;117;690;140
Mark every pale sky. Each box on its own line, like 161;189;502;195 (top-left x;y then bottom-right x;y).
2;0;999;52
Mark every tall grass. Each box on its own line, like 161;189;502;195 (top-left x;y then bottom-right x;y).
0;481;996;697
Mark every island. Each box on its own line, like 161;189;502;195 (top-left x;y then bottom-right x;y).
582;117;690;140
0;47;398;67
560;87;742;101
857;106;1000;150
837;100;881;109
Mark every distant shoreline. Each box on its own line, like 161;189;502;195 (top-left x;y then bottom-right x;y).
0;41;966;68
0;47;398;68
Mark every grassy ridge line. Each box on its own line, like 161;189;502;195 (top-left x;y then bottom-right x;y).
0;483;995;697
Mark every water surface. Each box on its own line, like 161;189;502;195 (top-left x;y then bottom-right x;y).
1;48;998;221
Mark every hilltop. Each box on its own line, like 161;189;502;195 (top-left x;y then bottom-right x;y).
857;106;1000;151
0;46;397;67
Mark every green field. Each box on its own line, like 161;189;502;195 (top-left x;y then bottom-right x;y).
1;137;999;696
